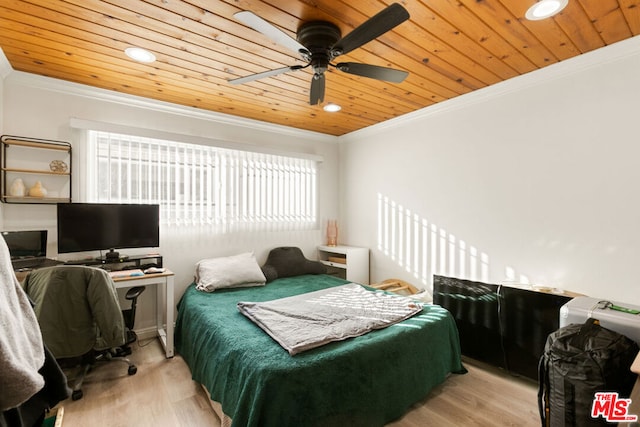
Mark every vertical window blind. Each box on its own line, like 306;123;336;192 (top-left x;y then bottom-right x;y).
87;130;318;231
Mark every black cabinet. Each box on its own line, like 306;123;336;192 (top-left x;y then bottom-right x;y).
433;275;572;380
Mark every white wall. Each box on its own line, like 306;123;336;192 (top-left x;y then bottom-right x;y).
0;69;339;332
339;36;640;305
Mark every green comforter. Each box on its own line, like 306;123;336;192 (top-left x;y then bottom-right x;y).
175;274;465;427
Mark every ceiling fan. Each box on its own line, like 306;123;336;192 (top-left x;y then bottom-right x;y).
228;3;410;106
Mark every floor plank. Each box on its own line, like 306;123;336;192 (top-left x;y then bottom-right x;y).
55;339;539;426
57;339;219;427
388;358;539;427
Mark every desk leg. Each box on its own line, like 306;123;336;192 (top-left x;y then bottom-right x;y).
165;275;174;358
156;281;163;345
115;275;174;358
155;276;175;358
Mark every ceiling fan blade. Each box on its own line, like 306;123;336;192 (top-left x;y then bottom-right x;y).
336;62;408;83
332;3;409;57
234;11;307;56
228;66;298;85
309;74;325;105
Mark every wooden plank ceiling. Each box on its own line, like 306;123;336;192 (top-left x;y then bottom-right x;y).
0;0;639;136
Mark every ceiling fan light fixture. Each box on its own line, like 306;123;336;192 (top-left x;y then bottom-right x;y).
124;47;156;63
323;103;341;112
525;0;568;20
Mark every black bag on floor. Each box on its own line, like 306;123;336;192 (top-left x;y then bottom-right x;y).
538;318;639;427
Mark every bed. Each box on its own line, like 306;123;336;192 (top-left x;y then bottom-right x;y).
175;273;465;427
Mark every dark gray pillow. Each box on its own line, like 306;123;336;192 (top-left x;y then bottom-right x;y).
262;247;326;282
260;264;278;283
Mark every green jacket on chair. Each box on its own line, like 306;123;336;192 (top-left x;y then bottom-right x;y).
22;265;126;359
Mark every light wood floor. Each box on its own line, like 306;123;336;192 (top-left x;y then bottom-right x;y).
56;339;540;426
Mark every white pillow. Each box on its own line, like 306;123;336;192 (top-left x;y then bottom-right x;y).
195;252;266;292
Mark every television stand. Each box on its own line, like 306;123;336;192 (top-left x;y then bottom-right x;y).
65;254;163;271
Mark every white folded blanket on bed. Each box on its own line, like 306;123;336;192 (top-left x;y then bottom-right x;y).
237;283;423;355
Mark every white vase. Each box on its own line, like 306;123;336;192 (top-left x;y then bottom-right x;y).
9;178;26;197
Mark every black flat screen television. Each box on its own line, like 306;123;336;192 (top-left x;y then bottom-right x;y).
57;203;159;260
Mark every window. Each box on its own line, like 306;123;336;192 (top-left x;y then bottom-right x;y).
86;130;318;231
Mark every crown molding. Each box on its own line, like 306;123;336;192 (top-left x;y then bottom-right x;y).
0;48;12;79
3;63;337;144
340;34;640;141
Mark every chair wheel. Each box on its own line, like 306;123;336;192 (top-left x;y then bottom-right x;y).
128;365;137;375
71;389;83;401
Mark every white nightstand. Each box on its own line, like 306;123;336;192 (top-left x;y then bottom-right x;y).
317;245;369;285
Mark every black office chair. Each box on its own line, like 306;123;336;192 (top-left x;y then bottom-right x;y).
22;266;143;401
115;286;145;356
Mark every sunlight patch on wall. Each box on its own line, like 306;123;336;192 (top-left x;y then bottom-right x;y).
504;266;530;286
377;193;490;288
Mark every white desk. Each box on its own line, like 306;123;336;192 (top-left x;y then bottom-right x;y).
112;270;175;358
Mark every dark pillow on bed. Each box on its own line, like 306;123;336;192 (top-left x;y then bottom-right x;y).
262;247;326;282
260;264;279;283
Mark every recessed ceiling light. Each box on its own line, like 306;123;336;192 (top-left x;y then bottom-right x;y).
525;0;568;20
323;103;341;112
124;47;156;63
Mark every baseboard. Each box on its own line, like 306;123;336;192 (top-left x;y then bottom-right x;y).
134;326;164;341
